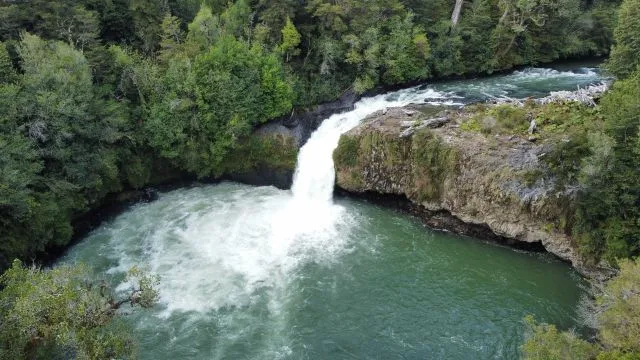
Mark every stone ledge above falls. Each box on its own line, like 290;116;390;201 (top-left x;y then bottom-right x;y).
333;105;610;279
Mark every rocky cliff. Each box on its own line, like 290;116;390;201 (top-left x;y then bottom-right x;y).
333;106;604;277
223;91;358;188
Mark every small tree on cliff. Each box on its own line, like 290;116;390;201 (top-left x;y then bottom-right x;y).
522;258;640;359
0;260;159;359
279;17;301;62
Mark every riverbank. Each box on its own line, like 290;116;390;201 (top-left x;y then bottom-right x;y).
60;182;587;360
37;64;608;277
332;97;613;279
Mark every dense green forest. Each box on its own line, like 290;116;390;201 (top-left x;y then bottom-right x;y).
0;0;621;267
1;0;640;358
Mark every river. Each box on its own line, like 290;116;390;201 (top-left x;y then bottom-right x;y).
61;65;607;359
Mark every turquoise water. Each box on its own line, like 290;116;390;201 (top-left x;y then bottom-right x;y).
60;66;605;359
62;184;584;360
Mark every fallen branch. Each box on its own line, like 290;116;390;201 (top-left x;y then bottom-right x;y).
488;83;610;107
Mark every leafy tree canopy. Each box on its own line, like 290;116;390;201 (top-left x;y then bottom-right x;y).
0;260;158;359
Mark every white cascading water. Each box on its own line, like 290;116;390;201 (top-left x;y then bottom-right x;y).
59;66;605;358
89;67;603;317
288;68;601;207
290;88;461;204
104;87;460;317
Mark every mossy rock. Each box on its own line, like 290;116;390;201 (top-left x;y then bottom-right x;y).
410;129;460;202
221;133;298;175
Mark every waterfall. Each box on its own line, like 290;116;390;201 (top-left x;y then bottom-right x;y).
290;88;461;205
67;66;604;318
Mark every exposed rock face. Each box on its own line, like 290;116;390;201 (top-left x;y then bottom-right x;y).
334;106;603;277
223;133;299;189
233;91;358;188
258;91;358;147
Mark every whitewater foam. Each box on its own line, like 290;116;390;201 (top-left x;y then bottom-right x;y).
71;66;606;317
511;67;599;78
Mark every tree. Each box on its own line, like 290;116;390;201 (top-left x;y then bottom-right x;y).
574;70;640;262
220;0;253;41
18;33;124;203
0;260;158;359
521;315;599;360
130;0;168;54
607;0;640;79
191;36;292;174
381;14;430;85
186;5;221;50
159;14;184;63
0;33;134;264
97;0;136;44
598;258;640;352
143;35;293;177
279;17;301;62
257;0;298;44
56;5;100;51
521;258;640;359
0;42;17;83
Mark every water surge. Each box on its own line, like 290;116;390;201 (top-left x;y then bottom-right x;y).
61;65;604;359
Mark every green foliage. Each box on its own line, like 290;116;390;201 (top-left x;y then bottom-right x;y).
187;5;221;50
597;258;640;352
521;315;599;360
572;71;640;262
522;259;640;360
460;117;483;132
465;104;530;134
159;14;185;63
536;102;601;134
0;33;137;263
220;134;298;174
0;42;17;83
607;0;640;79
279;17;301;62
489;105;530;132
0;260;158;359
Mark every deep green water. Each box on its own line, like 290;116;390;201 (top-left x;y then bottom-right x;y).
60;66;605;359
62;184;584;360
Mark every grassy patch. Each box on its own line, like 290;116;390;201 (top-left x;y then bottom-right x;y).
488;105;529;133
460;118;483;132
460;104;530;135
535;102;602;135
521;169;544;187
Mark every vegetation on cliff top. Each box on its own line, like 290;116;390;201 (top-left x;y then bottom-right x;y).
0;0;622;271
522;258;640;360
334;126;459;202
0;0;636;357
453;0;640;264
0;260;158;359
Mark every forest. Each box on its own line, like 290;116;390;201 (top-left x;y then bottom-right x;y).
0;0;621;267
1;0;639;358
